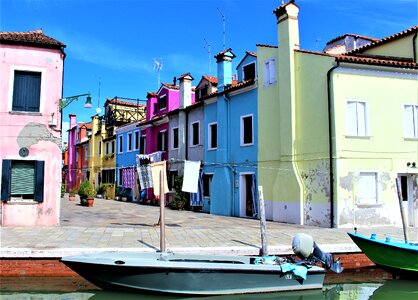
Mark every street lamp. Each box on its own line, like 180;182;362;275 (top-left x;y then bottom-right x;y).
59;93;92;111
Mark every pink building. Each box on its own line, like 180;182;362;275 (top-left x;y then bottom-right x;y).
0;30;66;226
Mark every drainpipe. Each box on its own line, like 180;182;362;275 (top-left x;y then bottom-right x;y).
224;92;234;216
326;60;340;228
185;109;189;160
413;30;417;63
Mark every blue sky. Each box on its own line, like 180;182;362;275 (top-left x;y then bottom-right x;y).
1;0;417;125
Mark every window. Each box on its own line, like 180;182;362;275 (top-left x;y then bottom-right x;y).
172;127;179;149
85;145;88;160
346;100;367;136
98;141;102;155
12;70;41;112
168;170;178;190
105;142;109;155
1;160;44;202
191;122;200;146
102;169;115;184
197;85;208;100
118;169;123;186
157;130;167;151
118;136;123;153
208;122;217;149
357;172;378;205
264;58;276;86
111;141;115;154
241;115;253;145
158;95;167;110
203;174;213;197
243;63;256;81
134;131;140;150
127;133;133;152
140;135;146;154
404;104;418;139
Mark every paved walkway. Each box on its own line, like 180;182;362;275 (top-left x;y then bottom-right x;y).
1;195;417;258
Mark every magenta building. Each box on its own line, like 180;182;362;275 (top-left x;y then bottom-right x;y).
0;30;65;226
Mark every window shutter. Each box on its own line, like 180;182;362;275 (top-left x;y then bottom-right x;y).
264;61;270;86
346;101;357;135
12;71;41;112
1;160;12;202
404;105;414;138
357;102;366;136
34;160;44;202
269;59;276;83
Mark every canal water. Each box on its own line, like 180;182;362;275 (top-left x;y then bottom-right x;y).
1;268;417;299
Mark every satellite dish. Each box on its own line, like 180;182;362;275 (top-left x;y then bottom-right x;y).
96;107;102;114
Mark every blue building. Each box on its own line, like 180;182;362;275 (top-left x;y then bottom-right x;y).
115;121;141;201
201;49;258;217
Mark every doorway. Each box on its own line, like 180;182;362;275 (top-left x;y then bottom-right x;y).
240;173;257;218
398;174;417;227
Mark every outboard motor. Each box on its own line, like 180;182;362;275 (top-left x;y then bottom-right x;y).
292;233;343;273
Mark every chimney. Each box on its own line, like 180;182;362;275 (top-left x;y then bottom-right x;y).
215;48;236;92
179;73;194;109
274;0;300;52
69;114;77;129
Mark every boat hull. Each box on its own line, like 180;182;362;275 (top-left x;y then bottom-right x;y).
61;252;325;295
348;232;418;278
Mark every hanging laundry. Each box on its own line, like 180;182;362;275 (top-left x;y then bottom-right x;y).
150;161;168;197
122;168;136;189
190;169;203;206
137;165;153;189
182;160;201;193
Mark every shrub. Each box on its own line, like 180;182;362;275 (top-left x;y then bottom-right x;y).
78;180;96;199
69;188;77;196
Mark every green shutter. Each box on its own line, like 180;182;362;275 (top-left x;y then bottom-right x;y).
1;160;12;201
11;161;35;196
34;160;44;202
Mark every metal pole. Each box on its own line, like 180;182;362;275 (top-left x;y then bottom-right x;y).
258;186;268;256
160;170;166;252
395;178;409;243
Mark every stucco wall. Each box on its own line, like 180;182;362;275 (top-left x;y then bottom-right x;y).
0;44;64;226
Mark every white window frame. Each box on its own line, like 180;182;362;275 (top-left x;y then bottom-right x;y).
190;121;200;147
159;94;167;110
242;61;256;81
240;114;254;146
345;99;369;137
118;135;123;154
208;122;217;150
8;65;46;113
140;134;146;154
171;127;179;150
158;129;167;151
356;172;379;205
264;58;276;87
134;130;140;151
403;104;418;139
127;133;133;152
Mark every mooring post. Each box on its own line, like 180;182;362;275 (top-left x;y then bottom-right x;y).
395;178;409;243
258;186;268;256
160;170;166;252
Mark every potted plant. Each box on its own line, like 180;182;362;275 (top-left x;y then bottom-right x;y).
69;188;77;201
96;183;107;199
168;176;188;210
78;180;96;207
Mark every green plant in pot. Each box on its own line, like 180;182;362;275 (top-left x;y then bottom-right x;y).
69;188;77;201
169;175;188;210
78;180;96;207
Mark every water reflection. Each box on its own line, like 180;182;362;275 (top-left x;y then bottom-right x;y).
1;269;417;300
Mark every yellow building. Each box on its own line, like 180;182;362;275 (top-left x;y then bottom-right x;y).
88;97;145;198
258;1;417;228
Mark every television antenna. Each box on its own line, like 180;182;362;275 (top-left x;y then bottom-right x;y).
217;7;226;49
153;57;163;88
96;77;102;114
204;38;212;76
